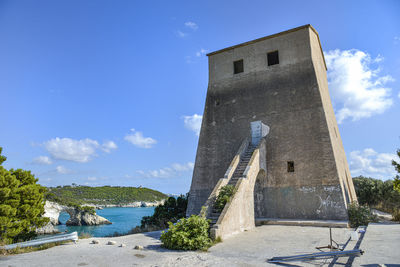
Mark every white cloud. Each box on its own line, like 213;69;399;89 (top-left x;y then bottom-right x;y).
349;148;397;179
44;137;100;163
124;129;157;149
183;114;203;136
87;176;97;181
33;156;52;165
137;162;194;178
56;165;70;174
196;48;208;57
44;137;117;162
171;162;194;172
394;36;400;45
325;49;394;123
184;21;198;30
102;141;117;153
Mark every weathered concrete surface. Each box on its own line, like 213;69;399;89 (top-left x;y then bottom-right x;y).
256;218;348;228
2;225;360;267
353;223;400;266
187;24;356;221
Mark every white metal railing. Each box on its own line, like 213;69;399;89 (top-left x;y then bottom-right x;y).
1;231;78;250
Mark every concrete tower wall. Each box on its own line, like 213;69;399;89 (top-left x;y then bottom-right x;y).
187;25;356;220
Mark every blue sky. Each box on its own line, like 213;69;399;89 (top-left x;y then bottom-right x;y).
0;0;399;194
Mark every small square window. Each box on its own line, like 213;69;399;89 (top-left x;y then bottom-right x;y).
267;51;279;66
234;59;244;74
287;161;294;172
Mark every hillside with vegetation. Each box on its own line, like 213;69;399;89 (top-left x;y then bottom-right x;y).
45;185;167;206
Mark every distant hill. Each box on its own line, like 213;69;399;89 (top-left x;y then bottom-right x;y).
46;185;167;206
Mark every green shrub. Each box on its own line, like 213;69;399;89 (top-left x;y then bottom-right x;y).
140;195;187;230
353;176;400;213
348;202;377;227
160;215;212;250
80;206;95;215
214;185;235;213
392;209;400;222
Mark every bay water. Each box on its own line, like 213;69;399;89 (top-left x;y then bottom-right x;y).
55;207;155;237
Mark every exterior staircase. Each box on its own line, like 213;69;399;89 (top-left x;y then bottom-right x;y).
201;121;269;240
227;144;257;186
207;144;257;228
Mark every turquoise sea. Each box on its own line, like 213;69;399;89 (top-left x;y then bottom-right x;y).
55;207;155;237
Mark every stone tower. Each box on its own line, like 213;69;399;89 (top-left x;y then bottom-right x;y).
187;25;357;224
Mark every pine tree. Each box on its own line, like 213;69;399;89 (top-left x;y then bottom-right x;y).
0;147;49;243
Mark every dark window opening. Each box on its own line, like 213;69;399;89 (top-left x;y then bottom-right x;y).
267;51;279;66
287;161;294;172
215;99;220;106
233;59;244;74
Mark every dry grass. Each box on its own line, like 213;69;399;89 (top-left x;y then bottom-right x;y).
78;232;92;239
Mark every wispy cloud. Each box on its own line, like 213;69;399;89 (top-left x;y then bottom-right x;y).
176;30;187;38
32;156;52;165
325;49;394;123
196;48;208;57
56;165;70;174
101;141;117;153
349;148;397;180
183;114;202;136
124;129;157;149
176;22;198;38
184;21;198;30
394;36;400;45
137;162;194;178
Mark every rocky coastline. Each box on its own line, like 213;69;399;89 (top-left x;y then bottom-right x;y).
36;201;112;234
87;200;165;209
36;199;165;234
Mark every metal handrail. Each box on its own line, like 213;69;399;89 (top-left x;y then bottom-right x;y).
1;231;78;250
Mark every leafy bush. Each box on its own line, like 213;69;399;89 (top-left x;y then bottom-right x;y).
353;176;400;213
348;202;377;228
392;209;400;222
160;215;212;250
214;185;235;213
393;149;400;193
0;147;49;243
140;195;187;230
80;206;95;215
